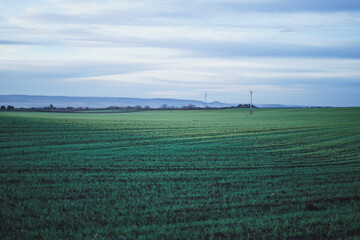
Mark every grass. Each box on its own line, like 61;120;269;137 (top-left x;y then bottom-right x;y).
0;108;360;239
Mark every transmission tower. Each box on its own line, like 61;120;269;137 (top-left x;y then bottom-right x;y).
205;93;207;108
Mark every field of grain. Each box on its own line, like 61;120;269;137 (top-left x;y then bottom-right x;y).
1;108;360;239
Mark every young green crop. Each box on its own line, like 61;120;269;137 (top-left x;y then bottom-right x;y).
1;108;360;239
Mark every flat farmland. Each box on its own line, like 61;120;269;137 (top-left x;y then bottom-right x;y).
1;108;360;239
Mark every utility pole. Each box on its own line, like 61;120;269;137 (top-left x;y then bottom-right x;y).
250;90;253;114
205;93;207;108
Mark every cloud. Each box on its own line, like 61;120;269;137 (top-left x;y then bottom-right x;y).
212;0;360;12
58;57;360;88
149;90;202;98
4;6;359;59
0;39;36;45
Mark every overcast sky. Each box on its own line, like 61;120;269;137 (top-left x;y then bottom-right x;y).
1;0;360;106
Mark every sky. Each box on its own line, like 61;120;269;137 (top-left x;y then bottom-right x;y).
1;0;360;106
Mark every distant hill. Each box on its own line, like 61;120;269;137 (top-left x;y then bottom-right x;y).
256;104;307;108
0;95;233;108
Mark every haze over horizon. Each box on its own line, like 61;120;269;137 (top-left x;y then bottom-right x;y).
1;0;360;107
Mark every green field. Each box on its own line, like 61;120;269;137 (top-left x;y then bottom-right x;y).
1;108;360;239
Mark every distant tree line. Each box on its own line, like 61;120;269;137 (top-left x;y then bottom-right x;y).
236;104;257;108
157;104;257;110
1;103;257;112
1;105;14;110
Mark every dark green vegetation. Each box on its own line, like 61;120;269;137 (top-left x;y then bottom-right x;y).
1;108;360;239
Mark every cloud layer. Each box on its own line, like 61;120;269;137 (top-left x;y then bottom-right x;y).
1;0;360;106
